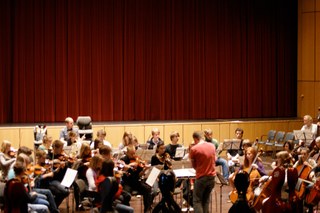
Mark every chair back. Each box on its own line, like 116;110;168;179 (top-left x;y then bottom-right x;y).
267;130;277;141
284;132;295;142
274;131;285;143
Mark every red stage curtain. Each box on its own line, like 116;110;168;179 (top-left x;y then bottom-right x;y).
0;0;297;123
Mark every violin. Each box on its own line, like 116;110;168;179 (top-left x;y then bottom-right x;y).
305;179;320;205
157;153;172;169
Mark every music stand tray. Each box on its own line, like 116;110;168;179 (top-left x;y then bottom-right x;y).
222;139;241;151
293;130;314;145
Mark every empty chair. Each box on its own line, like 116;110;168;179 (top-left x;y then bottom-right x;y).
257;130;277;151
265;131;285;158
76;116;93;141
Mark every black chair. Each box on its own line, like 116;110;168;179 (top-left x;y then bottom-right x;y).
76;116;93;141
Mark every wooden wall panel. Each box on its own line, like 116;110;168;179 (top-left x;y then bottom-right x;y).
316;12;320;81
302;0;315;12
0;128;20;149
183;124;202;146
317;0;320;11
19;128;35;149
219;123;230;142
298;82;315;117
124;125;145;145
105;126;125;148
301;12;315;81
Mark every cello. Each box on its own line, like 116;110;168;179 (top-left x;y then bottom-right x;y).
229;148;263;204
295;148;315;199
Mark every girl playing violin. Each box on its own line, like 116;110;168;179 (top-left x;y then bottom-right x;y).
0;140;16;180
151;141;172;170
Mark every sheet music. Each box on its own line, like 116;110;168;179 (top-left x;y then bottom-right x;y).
146;167;161;187
175;147;185;158
61;168;78;188
173;168;196;178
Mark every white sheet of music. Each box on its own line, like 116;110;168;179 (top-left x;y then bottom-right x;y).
175;147;185;158
146;167;161;187
173;168;196;178
61;168;78;188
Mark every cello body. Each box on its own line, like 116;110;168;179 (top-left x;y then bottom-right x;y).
305;179;320;205
261;166;298;213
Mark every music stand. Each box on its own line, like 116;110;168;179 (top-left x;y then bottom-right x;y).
216;171;229;213
222;139;241;151
294;130;314;146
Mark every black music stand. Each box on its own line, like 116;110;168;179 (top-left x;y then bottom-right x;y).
216;171;229;213
294;130;314;146
222;139;241;151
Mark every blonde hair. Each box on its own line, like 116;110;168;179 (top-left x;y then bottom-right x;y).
1;140;11;153
203;129;213;135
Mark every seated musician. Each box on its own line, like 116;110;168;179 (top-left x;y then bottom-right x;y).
227;128;245;173
259;151;298;213
90;129;112;150
165;131;182;159
119;131;133;152
59;117;79;142
120;145;154;213
0;140;16;180
151;141;172;170
271;141;295;169
95;159;134;213
11;151;60;213
42;139;70;207
299;115;318;146
203;128;229;182
99;145;132;207
5;162;49;213
229;147;266;194
38;135;53;155
146;128;164;150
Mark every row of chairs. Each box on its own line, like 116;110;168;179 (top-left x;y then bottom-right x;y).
257;130;296;158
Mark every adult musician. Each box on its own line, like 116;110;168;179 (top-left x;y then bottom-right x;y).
189;131;216;213
204;129;229;182
165;131;182;159
0;140;16;180
59;117;79;142
299;115;318;146
120;146;154;213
